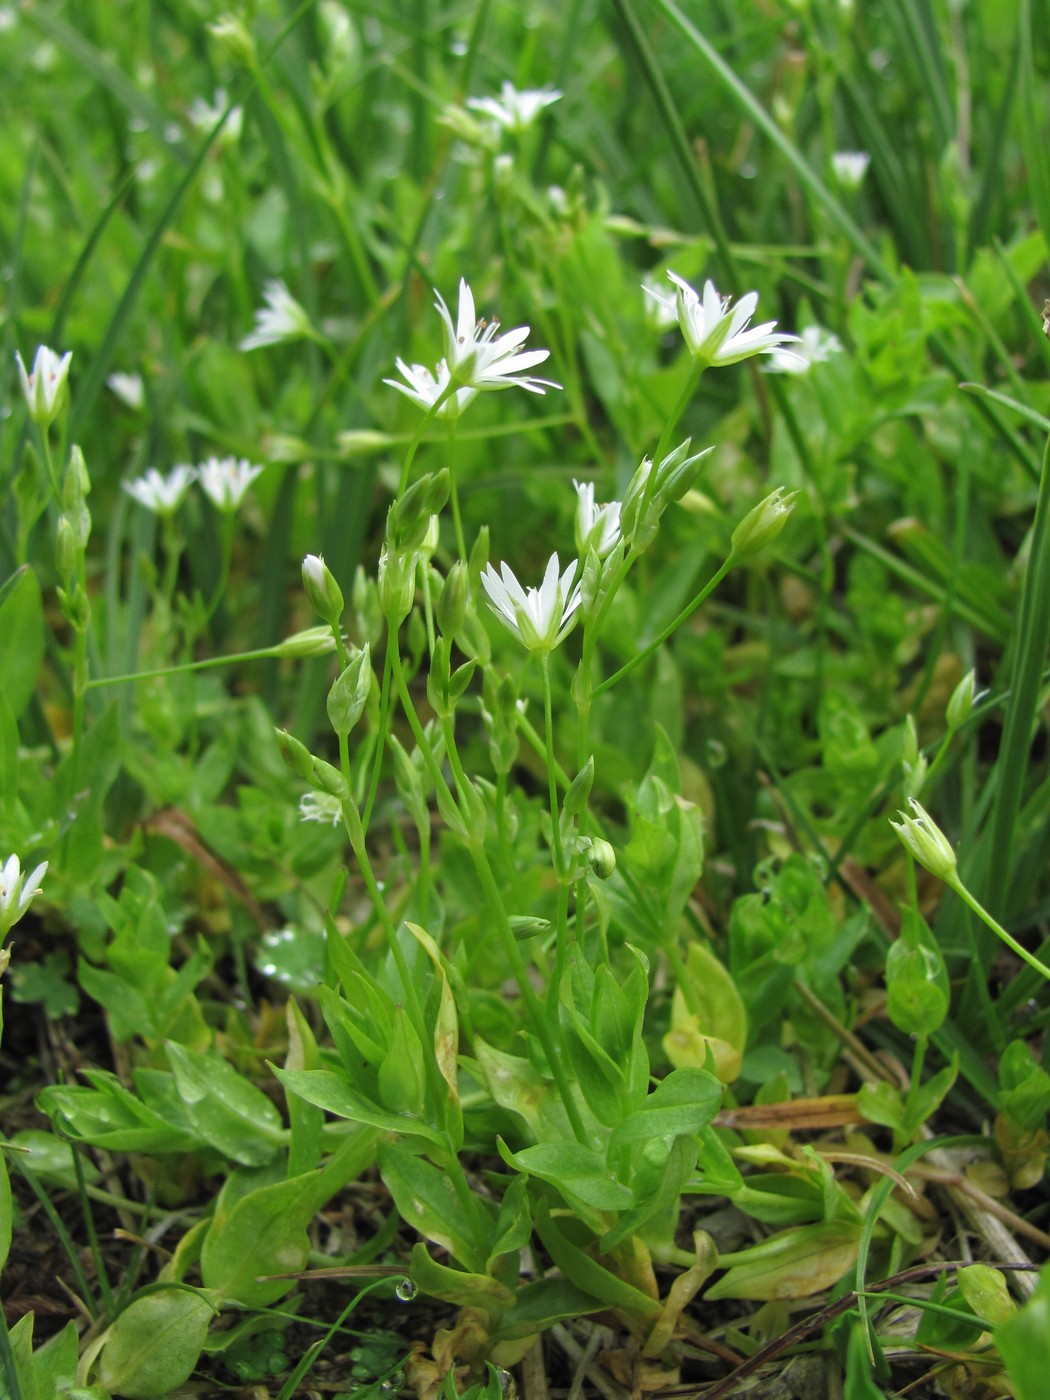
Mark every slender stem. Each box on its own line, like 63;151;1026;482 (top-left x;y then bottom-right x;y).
86;644;289;687
397;384;458;496
948;877;1050;984
540;656;565;877
593;557;734;696
652;362;703;470
362;649;395;833
446;418;467;560
902;1033;929;1138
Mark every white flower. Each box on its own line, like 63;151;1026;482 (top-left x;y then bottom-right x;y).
198;456;264;512
764;325;842;375
641;275;679;330
664;274;799;369
385;278;559;419
573;480;622;558
107;371;145;410
240;279;315;351
0;855;47;938
187;87;244;144
299;792;343;826
122;465;197;515
466;82;561;133
831;150;870;190
481;553;582;653
15;345;72;425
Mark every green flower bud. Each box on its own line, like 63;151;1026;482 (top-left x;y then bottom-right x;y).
208;13;256;66
468;525;490;586
378;545;415;625
327;645;372;737
302;554;344;627
563;756;594;822
946;669;985;733
730;487;799;561
274;625;339;658
275;728;315;781
589;837;617;879
437;561;470;639
890;799;958;883
387;470;450;552
55;515;78;582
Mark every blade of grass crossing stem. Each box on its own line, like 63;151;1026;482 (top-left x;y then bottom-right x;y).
993;238;1050;380
889;0;952;156
67;0;317;440
648;0;889;283
980;433;1050;928
1019;0;1050;250
855;1137;965;1364
273;1278;405;1400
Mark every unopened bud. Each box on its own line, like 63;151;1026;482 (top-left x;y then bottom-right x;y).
946;668;985;733
378;545;415;625
302;553;344;627
730;487;798;561
55;516;78;582
275;728;315;781
208;14;256;66
274;625;339;658
437;561;470;639
327;645;372;737
890;798;958;884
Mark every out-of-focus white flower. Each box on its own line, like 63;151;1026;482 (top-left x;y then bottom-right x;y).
198;456;264;512
890;798;958;884
385;278;559;419
187;87;244;144
831;150;870;190
299;792;343;826
466;82;561;133
662;275;800;369
107;371;145;410
240;279;315;351
0;855;48;939
642;275;679;330
764;325;843;375
122;465;197;515
481;553;581;653
15;345;72;425
573;480;622;558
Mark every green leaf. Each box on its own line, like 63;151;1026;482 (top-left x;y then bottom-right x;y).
706;1220;862;1301
0;568;44;718
377;1006;426;1117
608;1068;721;1151
379;1142;488;1272
98;1287;217;1397
166;1042;283;1166
996;1264;1050;1400
533;1200;661;1319
409;1243;514;1317
273;1067;446;1150
37;1072;204;1154
490;1278;611;1343
487;1174;533;1273
200;1169;332;1307
502;1140;634;1213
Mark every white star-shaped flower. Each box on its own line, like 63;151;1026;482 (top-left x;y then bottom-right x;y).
198;456;264;512
764;325;842;375
385;278;559;419
481;553;581;653
831;151;870;190
659;274;800;369
573;480;622;558
466;82;561;133
240;279;315;351
0;854;48;938
15;345;72;425
122;465;197;515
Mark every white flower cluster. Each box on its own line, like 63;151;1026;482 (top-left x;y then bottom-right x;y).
122;457;264;516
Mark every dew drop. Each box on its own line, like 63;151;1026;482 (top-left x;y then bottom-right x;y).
395;1278;418;1302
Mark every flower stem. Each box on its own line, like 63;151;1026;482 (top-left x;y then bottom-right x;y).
947;876;1050;984
593;556;734;696
540;656;565;878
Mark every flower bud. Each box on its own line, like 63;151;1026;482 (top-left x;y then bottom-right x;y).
275;728;315;781
946;669;985;733
563;756;594;822
274;625;339;658
890;798;958;883
208;13;256;66
588;838;617;879
326;645;372;737
15;346;72;427
302;553;344;627
55;516;78;582
387;470;450;552
437;561;470;639
378;545;415;625
730;487;799;561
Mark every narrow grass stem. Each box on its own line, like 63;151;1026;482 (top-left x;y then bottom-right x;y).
593;557;734;696
540;656;565;879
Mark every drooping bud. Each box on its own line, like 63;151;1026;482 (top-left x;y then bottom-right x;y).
730;487;799;561
890;799;958;884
